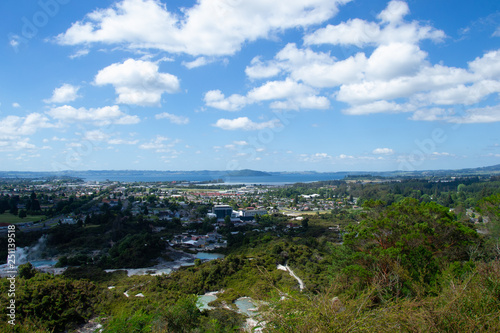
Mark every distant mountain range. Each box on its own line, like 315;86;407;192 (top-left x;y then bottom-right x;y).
0;164;499;182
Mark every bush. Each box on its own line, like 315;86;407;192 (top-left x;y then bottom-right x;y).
0;273;100;332
18;262;37;279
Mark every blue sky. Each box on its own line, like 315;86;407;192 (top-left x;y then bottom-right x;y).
1;0;499;172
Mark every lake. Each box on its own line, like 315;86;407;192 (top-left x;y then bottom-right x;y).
79;171;348;185
196;252;225;260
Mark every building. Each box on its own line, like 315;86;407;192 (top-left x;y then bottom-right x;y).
212;205;234;221
237;208;268;221
242;209;268;218
61;217;76;225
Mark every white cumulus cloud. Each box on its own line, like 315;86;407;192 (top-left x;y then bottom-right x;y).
304;2;444;47
247;78;315;101
139;136;181;154
205;78;329;111
182;57;214;69
56;0;351;57
373;148;394;155
94;58;180;106
204;90;247;111
155;112;189;124
245;56;282;79
0;113;54;139
83;130;109;142
44;84;81;104
343;100;410;115
0;138;37;152
377;0;409;24
213;117;281;131
447;105;500;124
0;113;54;151
46;105;140;125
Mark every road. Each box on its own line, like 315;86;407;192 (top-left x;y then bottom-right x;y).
17;215;64;232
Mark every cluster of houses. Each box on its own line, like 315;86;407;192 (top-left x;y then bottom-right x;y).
164;204;271;251
170;231;226;251
285;197;360;212
465;208;490;224
207;204;268;222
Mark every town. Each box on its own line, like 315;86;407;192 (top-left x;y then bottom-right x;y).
1;173;499;333
0;177;359;235
0;175;491;236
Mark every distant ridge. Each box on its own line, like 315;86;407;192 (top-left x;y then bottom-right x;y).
224;169;272;177
0;164;499;182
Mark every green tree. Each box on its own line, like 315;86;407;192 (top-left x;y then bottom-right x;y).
9;202;18;215
30;191;41;211
18;262;37;279
477;193;500;258
343;198;478;295
301;217;309;229
163;296;201;332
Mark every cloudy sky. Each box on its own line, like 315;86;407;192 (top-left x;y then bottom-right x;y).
1;0;500;172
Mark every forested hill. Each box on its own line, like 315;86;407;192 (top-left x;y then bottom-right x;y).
225;169;272;177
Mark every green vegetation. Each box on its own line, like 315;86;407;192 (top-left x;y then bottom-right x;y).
1;263;100;332
263;261;500;332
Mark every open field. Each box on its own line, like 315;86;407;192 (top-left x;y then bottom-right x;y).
0;213;45;224
279;207;363;216
171;188;225;193
279;209;332;216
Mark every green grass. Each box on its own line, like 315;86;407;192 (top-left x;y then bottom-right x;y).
279;209;336;215
0;213;45;224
